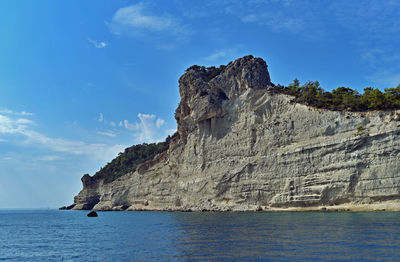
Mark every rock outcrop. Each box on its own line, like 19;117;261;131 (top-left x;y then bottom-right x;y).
71;55;400;211
87;211;98;217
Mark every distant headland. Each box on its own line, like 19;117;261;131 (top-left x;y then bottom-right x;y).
63;55;400;212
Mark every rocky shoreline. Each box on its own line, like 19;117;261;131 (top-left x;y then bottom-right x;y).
61;202;400;212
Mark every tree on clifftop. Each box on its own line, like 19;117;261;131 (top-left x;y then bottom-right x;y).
283;79;400;111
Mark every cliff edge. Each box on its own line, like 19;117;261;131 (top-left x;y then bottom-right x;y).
70;55;400;211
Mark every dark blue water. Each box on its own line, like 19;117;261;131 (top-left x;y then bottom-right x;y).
1;210;400;261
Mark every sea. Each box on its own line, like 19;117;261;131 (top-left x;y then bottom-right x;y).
0;210;399;261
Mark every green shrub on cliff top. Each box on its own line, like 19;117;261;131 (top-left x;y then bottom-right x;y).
92;133;176;184
281;80;400;111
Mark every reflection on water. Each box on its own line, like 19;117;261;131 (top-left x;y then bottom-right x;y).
0;210;399;261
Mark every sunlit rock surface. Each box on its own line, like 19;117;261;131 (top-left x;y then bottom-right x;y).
72;55;400;211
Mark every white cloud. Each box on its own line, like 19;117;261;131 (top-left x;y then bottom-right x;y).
16;118;34;125
204;46;247;63
156;118;165;128
88;38;107;48
97;113;119;131
98;113;104;122
35;155;63;162
20;111;33;116
123;119;139;130
0;109;33;116
21;129;124;159
97;131;117;137
0;114;30;134
109;3;190;48
0;113;126;161
112;4;173;31
122;113;167;143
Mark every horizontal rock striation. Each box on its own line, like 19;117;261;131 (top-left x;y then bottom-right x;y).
71;55;400;211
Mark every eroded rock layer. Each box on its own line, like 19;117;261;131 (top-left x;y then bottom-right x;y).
72;55;400;211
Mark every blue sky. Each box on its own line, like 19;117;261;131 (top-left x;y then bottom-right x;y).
1;0;400;208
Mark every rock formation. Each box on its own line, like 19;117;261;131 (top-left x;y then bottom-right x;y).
87;211;98;217
71;55;400;211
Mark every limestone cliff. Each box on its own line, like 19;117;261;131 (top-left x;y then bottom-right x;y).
71;55;400;211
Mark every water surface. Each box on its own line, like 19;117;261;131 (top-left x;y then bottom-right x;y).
1;210;399;261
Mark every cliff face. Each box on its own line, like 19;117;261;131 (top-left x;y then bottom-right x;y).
72;55;400;211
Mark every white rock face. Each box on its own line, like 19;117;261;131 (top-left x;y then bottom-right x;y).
72;55;400;211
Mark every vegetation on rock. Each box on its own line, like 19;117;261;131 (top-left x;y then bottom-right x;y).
276;79;400;111
185;64;226;81
92;133;177;184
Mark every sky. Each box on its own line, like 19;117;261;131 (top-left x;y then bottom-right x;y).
1;0;400;208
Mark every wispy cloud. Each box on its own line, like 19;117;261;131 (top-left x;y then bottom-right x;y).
202;45;254;67
112;4;173;31
0;109;33;116
238;13;305;33
123;113;166;142
96;113;118;136
88;38;107;48
359;48;400;70
221;0;312;35
98;113;104;122
96;131;117;137
0;112;125;161
96;112;170;142
366;71;400;88
328;1;400;39
35;155;63;162
155;118;165;128
205;50;228;61
0;114;31;134
109;3;190;48
204;46;245;62
214;1;400;40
